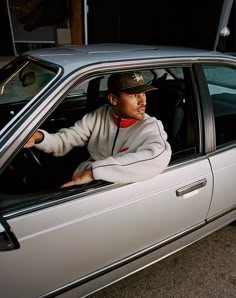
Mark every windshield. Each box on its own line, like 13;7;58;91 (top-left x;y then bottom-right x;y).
0;56;57;131
0;57;57;104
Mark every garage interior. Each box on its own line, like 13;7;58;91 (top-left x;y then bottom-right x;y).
0;0;236;56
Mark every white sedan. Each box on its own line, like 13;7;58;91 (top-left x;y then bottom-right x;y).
0;44;235;298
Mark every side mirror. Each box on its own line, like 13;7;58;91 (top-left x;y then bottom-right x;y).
0;216;20;251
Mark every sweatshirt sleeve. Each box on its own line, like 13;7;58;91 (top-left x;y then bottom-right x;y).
34;110;97;156
92;119;172;183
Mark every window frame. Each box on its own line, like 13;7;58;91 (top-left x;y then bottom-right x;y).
0;62;205;217
201;63;236;148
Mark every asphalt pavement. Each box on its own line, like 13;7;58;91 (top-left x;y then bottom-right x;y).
89;224;236;298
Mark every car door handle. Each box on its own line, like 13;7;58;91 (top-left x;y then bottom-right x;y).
176;178;207;197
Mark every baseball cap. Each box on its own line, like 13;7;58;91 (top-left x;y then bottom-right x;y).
108;71;157;94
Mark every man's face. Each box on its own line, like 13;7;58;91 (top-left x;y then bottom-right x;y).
110;91;147;120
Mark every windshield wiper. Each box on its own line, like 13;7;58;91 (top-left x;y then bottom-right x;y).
0;72;16;96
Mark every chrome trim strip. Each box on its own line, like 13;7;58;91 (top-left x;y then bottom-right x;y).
208;142;236;156
207;205;236;223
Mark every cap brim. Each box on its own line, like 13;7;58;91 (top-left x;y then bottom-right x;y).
121;84;157;94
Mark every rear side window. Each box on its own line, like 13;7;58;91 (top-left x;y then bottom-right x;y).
202;64;236;146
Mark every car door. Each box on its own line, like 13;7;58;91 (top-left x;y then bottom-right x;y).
0;64;214;298
1;163;213;298
200;63;236;219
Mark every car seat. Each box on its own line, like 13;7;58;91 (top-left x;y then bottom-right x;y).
146;79;186;151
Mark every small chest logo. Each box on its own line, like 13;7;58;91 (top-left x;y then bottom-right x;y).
119;147;129;153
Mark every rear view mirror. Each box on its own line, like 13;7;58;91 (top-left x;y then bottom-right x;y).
20;71;35;87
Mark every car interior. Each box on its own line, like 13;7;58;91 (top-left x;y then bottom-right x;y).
202;64;236;147
0;67;199;200
211;93;236;146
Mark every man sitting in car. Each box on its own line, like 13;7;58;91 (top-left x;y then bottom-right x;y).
24;71;171;187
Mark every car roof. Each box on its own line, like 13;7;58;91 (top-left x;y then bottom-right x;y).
25;43;234;73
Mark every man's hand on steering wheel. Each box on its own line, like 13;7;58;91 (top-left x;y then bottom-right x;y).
24;131;44;148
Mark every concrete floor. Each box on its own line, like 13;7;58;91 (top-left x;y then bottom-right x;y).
89;224;236;298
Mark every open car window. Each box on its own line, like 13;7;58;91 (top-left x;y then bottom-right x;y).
0;66;200;215
64;68;181;106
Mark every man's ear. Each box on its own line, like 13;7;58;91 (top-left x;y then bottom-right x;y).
108;93;118;106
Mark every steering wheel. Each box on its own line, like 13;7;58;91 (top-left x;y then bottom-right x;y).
22;147;44;168
5;147;45;191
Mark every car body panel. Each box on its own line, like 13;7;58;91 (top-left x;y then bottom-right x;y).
1;158;213;298
207;147;236;218
24;44;233;74
59;209;236;298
